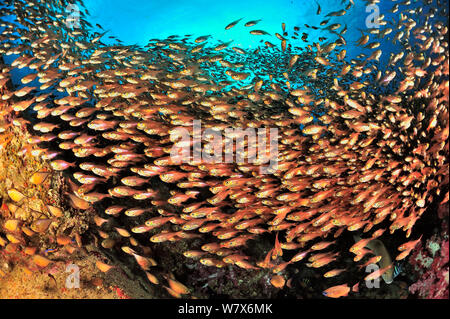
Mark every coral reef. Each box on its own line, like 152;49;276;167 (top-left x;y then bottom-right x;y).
408;219;449;299
0;0;449;299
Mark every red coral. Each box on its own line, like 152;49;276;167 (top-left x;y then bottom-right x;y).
408;224;449;299
113;286;131;299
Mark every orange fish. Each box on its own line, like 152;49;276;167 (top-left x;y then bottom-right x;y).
96;261;114;273
397;235;422;251
167;278;190;295
324;268;346;278
220;235;254;248
309;254;338;268
50;160;75;171
311;240;335;251
270;275;286;288
145;271;159;285
7;189;27;202
160;171;188;183
29;171;50;185
183;250;207;259
395;249;413;261
67;193;91;210
349;237;373;254
322;284;350;298
150;231;180;243
290;249;311;263
33;255;52;268
235;260;259;270
133;254;156;271
364;264;393;281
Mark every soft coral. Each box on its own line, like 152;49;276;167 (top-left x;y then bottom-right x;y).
408;227;449;299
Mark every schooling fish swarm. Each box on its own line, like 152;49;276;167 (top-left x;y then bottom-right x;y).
0;0;449;298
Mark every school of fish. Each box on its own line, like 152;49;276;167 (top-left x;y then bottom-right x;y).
0;0;449;298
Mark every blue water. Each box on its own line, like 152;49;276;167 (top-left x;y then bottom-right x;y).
1;0;446;92
83;0;412;60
